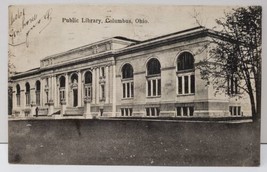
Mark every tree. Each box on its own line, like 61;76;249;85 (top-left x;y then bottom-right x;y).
8;51;16;115
197;6;262;121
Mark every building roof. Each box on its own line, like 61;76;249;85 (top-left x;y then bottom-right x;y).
10;26;223;80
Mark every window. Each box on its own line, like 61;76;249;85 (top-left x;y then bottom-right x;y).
71;73;78;84
147;58;161;97
146;107;160;117
121;108;133;116
177;52;195;95
35;81;41;106
84;71;92;99
100;84;105;100
122;64;134;98
177;52;194;71
16;84;21;106
100;67;105;78
176;106;194;117
25;82;31;106
229;106;241;116
227;75;239;95
59;76;66;102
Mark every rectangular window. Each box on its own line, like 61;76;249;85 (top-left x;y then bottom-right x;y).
26;93;30;106
131;82;134;97
16;94;20;106
178;77;182;94
177;74;195;95
158;79;161;96
147;78;161;97
152;79;156;96
127;82;130;97
191;75;195;93
176;107;181;116
233;107;237;116
121;108;133;117
177;106;194;117
46;92;49;104
184;76;189;94
146;108;150;116
229;106;241;116
148;80;151;96
122;81;134;99
121;109;124;116
156;108;160;116
189;106;194;116
146;107;160;117
123;83;126;98
101;67;105;77
130;108;133;116
229;106;233;115
183;107;188;116
36;92;40;106
60;90;65;101
101;85;105;100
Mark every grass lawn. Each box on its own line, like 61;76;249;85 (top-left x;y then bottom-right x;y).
8;119;260;166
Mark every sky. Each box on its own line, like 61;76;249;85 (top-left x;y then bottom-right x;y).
8;5;235;72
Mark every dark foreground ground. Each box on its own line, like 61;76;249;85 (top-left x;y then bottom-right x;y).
9;119;260;166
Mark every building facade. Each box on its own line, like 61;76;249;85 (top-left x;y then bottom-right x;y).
9;27;252;119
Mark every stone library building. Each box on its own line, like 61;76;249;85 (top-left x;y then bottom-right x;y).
9;27;251;120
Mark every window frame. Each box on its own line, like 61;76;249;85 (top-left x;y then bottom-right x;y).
176;52;195;96
121;63;134;99
146;58;161;98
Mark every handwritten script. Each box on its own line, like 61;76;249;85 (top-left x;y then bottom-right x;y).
9;8;53;47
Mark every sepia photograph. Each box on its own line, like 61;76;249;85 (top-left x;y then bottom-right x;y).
8;5;262;166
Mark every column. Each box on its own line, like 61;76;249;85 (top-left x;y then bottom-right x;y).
30;87;36;117
12;88;17;117
65;73;69;106
51;75;56;103
54;77;58;108
92;68;96;104
12;87;17;109
20;90;25;117
81;73;84;107
78;71;82;107
40;79;43;106
105;66;109;104
112;64;116;117
96;67;99;104
48;75;55;116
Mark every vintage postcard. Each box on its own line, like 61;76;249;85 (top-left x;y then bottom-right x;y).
8;5;261;166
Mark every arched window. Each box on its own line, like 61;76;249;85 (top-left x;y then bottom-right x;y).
122;64;133;79
59;76;65;88
71;73;78;84
16;84;21;106
35;80;41;106
84;71;92;84
177;52;194;71
25;82;31;106
84;71;92;99
177;52;195;95
146;58;161;97
70;73;78;107
121;64;134;99
58;76;66;102
147;58;161;75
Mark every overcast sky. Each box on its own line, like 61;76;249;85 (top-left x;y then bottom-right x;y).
8;5;235;72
